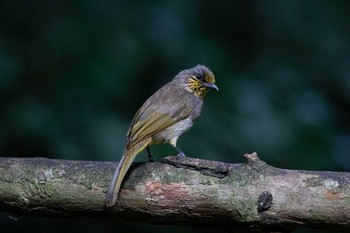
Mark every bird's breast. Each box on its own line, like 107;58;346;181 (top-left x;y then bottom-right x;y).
151;118;193;146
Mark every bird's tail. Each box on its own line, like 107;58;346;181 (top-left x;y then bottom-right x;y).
106;139;150;207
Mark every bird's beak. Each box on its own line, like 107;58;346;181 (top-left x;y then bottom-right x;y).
203;82;219;91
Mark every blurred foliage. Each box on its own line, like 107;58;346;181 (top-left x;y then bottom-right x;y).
1;0;349;232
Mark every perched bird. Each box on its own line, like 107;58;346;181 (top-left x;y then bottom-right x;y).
106;65;218;207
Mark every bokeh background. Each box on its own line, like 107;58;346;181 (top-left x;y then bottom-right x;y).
1;0;349;232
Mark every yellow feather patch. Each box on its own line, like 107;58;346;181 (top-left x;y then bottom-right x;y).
204;74;215;84
186;76;210;98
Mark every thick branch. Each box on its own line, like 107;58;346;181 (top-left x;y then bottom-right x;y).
0;153;349;232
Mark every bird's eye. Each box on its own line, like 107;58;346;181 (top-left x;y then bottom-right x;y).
196;74;204;81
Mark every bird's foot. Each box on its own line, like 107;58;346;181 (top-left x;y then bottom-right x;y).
174;154;185;165
148;156;155;162
177;152;186;157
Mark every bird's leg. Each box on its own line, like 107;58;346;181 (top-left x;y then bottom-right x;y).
147;146;155;162
175;146;186;157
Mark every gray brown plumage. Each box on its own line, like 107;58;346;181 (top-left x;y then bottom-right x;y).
106;65;218;207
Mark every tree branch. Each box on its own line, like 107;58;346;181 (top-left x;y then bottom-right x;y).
0;153;349;232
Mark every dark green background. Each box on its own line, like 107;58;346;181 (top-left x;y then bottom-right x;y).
1;0;349;232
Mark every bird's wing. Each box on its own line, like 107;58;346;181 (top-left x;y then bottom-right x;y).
126;100;192;149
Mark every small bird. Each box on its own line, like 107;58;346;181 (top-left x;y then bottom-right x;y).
106;65;218;207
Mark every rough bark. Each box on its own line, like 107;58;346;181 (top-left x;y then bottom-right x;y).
0;153;349;232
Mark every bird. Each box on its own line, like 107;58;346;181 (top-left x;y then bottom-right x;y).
106;65;218;207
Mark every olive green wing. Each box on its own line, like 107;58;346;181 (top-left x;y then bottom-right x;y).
126;101;192;149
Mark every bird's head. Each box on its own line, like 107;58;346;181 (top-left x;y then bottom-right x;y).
177;65;218;98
